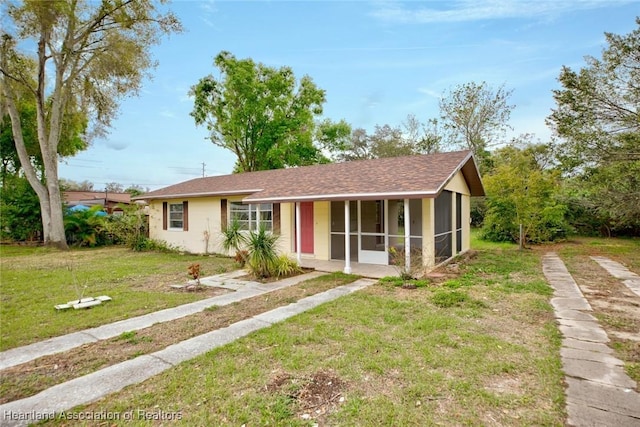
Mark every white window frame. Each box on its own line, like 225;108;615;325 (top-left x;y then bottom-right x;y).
169;202;184;230
229;202;273;232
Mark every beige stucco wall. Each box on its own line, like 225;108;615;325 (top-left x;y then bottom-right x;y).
313;201;330;260
444;170;471;195
148;197;223;254
280;202;294;254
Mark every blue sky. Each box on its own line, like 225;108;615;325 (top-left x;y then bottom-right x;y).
58;0;639;191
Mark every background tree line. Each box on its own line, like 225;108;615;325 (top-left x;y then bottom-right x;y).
1;1;638;247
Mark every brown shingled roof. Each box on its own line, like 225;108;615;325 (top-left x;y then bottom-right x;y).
135;150;484;203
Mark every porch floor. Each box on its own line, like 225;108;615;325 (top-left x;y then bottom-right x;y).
299;259;397;279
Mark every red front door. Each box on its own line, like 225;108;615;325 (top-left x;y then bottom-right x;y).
298;202;314;254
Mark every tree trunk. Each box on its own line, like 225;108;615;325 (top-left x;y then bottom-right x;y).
1;59;68;249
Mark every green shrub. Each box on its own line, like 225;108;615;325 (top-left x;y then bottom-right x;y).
0;175;42;242
103;205;148;249
64;205;108;247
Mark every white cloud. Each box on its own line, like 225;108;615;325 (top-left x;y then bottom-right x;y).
369;0;631;24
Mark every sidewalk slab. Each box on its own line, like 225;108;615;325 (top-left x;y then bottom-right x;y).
557;319;610;343
567;401;640;427
550;297;592;312
562;338;614;354
561;347;624;366
565;377;640;418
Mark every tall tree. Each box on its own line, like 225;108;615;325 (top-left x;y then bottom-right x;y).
369;124;413;158
104;182;124;193
334;124;418;162
335;128;373;162
0;0;181;249
190;51;329;172
439;81;514;168
1;90;88;187
402;114;442;154
548;18;640;234
548;18;640;168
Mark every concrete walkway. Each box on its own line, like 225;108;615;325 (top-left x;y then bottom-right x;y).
0;277;377;426
591;256;640;298
542;253;640;427
0;270;324;370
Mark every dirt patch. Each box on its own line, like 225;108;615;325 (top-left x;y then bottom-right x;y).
0;275;353;404
266;369;346;422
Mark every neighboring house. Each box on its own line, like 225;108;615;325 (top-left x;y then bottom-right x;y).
63;191;131;215
135;150;484;273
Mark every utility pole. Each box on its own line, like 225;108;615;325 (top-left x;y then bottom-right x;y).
201;162;206;178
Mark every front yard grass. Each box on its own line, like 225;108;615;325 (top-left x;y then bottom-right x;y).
44;242;567;426
0;272;359;404
0;245;235;351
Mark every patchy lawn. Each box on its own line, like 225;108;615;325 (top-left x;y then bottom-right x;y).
40;241;567;426
0;245;235;350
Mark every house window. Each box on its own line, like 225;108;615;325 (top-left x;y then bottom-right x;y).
169;203;184;229
229;202;272;231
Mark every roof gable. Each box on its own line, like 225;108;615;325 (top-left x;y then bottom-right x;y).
136;150;484;202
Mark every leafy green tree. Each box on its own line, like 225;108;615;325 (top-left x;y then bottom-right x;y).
334;124;416;162
481;144;569;245
370;124;414;158
439;81;514;170
548;19;640;234
334;128;373;161
104;182;124;193
548;18;639;168
191;51;329;172
315;118;352;159
124;185;148;197
1;0;181;249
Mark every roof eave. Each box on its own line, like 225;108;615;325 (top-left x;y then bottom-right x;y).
244;190;439;204
134;189;262;201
